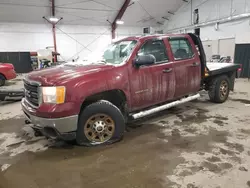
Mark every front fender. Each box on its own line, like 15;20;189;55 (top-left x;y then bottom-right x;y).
70;66;131;113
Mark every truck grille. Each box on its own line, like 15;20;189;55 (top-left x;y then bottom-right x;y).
24;80;39;107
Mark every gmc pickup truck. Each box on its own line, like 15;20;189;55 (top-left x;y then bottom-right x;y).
22;33;240;146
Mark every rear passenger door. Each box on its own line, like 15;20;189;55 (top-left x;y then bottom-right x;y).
169;37;201;98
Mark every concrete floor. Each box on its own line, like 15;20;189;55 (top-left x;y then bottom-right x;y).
0;79;250;188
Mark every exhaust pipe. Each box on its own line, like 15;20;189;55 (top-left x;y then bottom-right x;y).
131;93;200;119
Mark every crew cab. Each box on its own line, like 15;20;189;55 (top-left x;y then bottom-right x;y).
0;63;17;86
21;33;240;146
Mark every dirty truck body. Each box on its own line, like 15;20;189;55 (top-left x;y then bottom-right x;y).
22;33;240;146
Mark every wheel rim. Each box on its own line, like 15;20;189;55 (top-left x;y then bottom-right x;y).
84;114;115;143
219;80;228;100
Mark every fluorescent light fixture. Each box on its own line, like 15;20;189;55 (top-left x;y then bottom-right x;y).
116;20;124;25
49;17;60;23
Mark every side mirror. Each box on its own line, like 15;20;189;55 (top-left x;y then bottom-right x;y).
133;54;156;67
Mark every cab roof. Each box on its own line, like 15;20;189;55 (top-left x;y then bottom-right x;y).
118;33;190;42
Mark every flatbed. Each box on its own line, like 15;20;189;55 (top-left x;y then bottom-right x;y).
206;62;240;77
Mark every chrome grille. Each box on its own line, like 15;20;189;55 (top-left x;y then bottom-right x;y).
24;80;39;107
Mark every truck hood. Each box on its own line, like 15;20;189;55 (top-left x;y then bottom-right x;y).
0;63;14;69
27;63;114;85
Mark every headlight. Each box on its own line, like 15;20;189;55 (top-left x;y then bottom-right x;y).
40;86;66;104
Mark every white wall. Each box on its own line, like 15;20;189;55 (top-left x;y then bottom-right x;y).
163;0;250;43
0;22;143;60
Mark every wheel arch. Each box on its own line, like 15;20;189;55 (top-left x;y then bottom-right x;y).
80;89;128;115
0;73;6;79
204;71;236;91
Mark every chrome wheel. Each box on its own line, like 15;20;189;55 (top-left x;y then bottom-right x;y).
219;80;229;100
84;114;115;143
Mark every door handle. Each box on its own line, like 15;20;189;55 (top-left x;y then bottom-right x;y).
163;68;172;73
191;62;200;67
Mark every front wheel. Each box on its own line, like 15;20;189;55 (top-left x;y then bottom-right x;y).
76;100;125;146
208;75;230;103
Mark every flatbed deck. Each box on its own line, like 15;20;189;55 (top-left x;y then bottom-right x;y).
206;62;240;77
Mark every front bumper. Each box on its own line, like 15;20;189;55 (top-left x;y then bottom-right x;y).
21;98;78;140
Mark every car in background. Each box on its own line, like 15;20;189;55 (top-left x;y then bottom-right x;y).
0;63;17;86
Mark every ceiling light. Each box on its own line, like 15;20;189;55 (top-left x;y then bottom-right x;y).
116;20;124;25
49;17;60;23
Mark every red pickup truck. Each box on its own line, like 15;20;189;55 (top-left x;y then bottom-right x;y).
22;33;239;146
0;63;17;86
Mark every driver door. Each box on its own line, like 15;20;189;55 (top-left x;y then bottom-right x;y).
128;38;175;111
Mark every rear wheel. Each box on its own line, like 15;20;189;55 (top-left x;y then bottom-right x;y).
208;75;230;103
0;74;6;86
76;100;125;146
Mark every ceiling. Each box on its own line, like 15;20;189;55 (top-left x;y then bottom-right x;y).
0;0;186;27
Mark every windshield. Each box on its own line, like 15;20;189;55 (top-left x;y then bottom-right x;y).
84;40;137;65
63;40;137;67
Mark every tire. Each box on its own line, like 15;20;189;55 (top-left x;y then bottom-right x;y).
76;100;125;146
208;75;230;103
0;74;6;87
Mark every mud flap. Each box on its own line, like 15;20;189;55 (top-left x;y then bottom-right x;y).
229;72;236;91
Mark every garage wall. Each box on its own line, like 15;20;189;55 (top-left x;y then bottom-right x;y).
163;0;250;43
218;38;235;57
203;38;236;60
0;22;143;61
202;40;213;59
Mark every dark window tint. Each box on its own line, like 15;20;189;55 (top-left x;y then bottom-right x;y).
169;38;194;60
138;40;169;63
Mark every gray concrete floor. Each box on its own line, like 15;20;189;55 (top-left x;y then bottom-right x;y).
0;79;250;188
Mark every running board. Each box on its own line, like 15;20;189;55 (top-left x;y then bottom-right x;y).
131;93;200;120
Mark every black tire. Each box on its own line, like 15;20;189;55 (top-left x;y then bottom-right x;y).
208;75;230;103
76;100;125;146
0;74;6;87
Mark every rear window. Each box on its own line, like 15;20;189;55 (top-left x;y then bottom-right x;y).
169;38;194;60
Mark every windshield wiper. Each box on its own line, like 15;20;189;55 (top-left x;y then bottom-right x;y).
94;59;108;64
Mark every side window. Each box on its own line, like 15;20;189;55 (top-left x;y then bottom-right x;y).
169;38;194;60
138;40;169;63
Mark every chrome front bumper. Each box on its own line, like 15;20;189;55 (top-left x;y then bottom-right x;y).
21;98;78;140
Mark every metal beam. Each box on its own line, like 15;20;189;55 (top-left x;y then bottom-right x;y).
51;0;57;62
51;0;55;16
52;24;58;62
111;0;131;39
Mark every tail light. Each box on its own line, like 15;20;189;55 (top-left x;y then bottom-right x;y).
238;64;242;71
